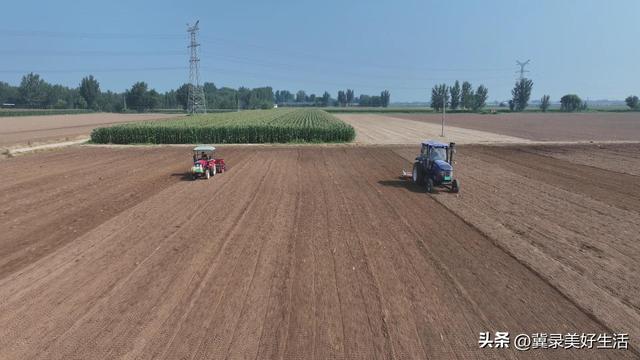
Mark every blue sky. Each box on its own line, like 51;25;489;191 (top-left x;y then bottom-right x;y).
1;0;638;102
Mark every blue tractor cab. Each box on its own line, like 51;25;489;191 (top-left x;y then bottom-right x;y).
411;140;459;193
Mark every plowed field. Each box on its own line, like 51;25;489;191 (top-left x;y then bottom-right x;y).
0;113;182;149
387;112;640;142
0;144;636;359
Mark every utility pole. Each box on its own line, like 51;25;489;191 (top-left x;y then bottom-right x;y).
187;20;206;114
516;59;530;80
441;86;447;137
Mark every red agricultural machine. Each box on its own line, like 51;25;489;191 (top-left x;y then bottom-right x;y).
190;145;226;180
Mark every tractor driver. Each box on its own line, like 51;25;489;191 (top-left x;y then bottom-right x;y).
201;152;209;160
430;147;447;161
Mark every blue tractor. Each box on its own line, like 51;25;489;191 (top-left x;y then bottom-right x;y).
410;140;459;193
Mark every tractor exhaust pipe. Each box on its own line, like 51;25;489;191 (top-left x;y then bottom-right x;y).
449;142;456;163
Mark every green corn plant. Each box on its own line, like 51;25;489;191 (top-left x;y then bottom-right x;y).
90;109;355;144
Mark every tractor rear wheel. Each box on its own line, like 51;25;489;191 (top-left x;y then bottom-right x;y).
426;178;434;193
412;163;423;185
451;179;460;193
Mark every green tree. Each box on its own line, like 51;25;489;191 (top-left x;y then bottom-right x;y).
202;82;216;108
125;82;160;112
625;95;639;110
53;99;67;109
461;81;473;109
0;81;19;105
249;87;274;109
296;90;306;103
540;95;551;112
97;90;125;112
18;73;48;108
321;91;331;107
380;90;391;107
74;96;88;109
431;84;449;111
125;82;148;111
449;80;461;109
560;94;582;112
472;85;488;111
337;90;347;106
511;78;533;111
79;75;100;110
346;89;354;106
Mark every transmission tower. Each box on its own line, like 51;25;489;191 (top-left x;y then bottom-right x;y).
516;59;530;80
187;20;206;114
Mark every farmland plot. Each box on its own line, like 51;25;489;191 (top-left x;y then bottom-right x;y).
90;109;355;144
0;113;182;149
0;144;634;359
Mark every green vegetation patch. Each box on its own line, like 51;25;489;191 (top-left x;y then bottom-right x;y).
90;109;355;144
0;109;93;117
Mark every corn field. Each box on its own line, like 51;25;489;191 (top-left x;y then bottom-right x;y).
90;109;355;144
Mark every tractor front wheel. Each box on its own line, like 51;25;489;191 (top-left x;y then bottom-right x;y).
205;170;210;179
412;163;423;185
451;179;460;193
210;166;216;177
426;178;434;193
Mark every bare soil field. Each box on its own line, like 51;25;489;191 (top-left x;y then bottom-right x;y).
524;143;640;176
391;112;640;142
0;113;182;149
394;143;640;353
0;144;636;359
337;113;531;145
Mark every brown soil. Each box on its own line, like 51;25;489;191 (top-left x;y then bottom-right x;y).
394;143;640;354
524;143;640;176
0;113;182;148
336;113;531;145
391;112;640;141
0;145;636;359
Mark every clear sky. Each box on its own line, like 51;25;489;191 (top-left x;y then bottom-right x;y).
1;0;638;102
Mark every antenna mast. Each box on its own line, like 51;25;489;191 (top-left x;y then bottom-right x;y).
187;20;206;114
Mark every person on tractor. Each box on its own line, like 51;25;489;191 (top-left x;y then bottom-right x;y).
201;152;208;160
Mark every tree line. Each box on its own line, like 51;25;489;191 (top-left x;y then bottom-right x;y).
431;81;488;111
274;88;391;108
0;73;394;112
2;72;637;112
0;73;278;112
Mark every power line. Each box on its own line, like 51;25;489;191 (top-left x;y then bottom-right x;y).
0;29;182;40
0;49;184;57
0;66;187;74
0;28;516;73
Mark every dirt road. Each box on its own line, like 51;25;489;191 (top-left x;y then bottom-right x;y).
0;113;182;149
391;112;640;141
0;145;634;359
